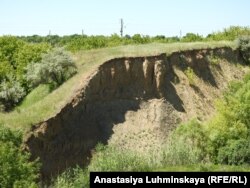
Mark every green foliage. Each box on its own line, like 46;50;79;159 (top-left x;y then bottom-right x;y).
89;144;151;171
0;36;50;83
65;34;151;52
217;139;250;165
184;67;196;85
0;36;51;111
65;36;108;52
181;33;203;42
207;55;221;66
206;73;250;164
0;77;26;111
0;36;24;65
0;124;22;146
53;167;89;188
26;48;77;89
14;42;51;85
10;26;248;53
131;34;150;44
162;119;208;166
0;61;14;81
237;36;250;64
158;164;250;172
207;26;250;41
52;143;154;187
0;125;39;188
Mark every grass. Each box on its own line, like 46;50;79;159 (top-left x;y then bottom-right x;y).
157;164;250;172
184;67;196;85
0;41;235;132
207;55;222;66
52;164;250;188
16;84;51;110
51;142;250;188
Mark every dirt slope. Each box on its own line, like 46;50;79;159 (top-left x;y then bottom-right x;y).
24;47;247;178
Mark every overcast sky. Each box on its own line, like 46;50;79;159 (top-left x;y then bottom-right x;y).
0;0;249;36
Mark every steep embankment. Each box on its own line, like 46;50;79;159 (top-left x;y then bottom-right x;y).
24;47;247;178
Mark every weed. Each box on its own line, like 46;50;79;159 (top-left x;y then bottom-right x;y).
207;55;221;66
184;67;196;85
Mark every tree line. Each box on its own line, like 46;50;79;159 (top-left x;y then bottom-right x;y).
17;26;250;52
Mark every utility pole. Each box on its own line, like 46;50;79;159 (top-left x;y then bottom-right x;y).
82;29;84;36
180;30;182;39
120;18;124;37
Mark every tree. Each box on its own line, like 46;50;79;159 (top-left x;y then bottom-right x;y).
0;77;26;111
26;48;77;89
181;33;203;42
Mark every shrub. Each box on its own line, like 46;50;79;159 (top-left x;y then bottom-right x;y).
184;67;196;85
0;36;24;65
206;26;250;41
0;36;50;84
0;61;14;81
131;34;150;44
0;125;39;188
217;139;250;165
0;78;26;111
162;138;201;166
26;48;77;89
237;36;250;64
181;33;203;42
0;142;39;188
163;119;208;166
207;55;221;66
206;73;250;164
0;36;51;110
14;42;51;85
0;124;22;146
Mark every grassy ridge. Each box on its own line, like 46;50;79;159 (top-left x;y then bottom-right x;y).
0;41;234;131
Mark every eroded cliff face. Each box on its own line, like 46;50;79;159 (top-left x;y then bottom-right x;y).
24;47;245;178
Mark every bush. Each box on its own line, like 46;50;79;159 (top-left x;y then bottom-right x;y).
0;124;22;146
237;36;250;64
181;33;203;42
206;26;250;41
184;67;196;85
206;73;250;164
0;36;24;65
0;125;40;188
163;119;208;166
0;36;51;111
0;36;50;83
14;42;51;85
26;48;77;89
0;78;26;111
217;139;250;165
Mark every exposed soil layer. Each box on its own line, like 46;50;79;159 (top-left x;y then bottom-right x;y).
24;47;246;179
